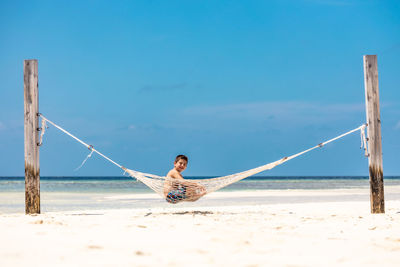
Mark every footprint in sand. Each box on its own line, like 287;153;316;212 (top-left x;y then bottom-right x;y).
135;250;146;256
87;245;103;249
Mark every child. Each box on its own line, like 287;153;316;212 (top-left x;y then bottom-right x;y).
164;155;206;204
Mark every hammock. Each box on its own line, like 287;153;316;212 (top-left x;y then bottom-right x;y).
38;114;368;203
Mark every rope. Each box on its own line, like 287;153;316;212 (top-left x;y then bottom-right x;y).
38;118;48;146
75;149;94;171
360;124;369;157
39;114;125;170
284;123;368;162
39;114;367;175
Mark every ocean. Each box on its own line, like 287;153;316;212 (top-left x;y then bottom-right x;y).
2;176;400;192
1;176;400;213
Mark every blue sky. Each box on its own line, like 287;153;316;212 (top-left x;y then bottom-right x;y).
0;0;399;177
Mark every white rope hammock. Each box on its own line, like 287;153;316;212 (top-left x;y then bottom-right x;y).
38;114;368;204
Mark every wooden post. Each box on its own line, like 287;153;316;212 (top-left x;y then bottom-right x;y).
363;55;384;214
24;59;40;214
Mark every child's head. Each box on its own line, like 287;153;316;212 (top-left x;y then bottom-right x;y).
174;155;188;172
175;155;188;163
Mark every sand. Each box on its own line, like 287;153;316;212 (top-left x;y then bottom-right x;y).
1;190;400;267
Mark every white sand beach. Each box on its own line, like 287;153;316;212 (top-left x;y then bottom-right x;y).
1;188;400;267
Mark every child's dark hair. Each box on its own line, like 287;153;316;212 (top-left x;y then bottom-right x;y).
175;154;188;163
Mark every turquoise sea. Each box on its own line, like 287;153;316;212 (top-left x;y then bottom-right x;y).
2;176;400;192
1;176;400;213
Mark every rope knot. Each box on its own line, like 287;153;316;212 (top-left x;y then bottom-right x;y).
37;118;48;146
360;124;369;157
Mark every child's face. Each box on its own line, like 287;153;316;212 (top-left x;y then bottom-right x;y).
174;159;187;173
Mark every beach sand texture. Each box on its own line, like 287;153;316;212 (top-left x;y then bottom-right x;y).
1;189;400;267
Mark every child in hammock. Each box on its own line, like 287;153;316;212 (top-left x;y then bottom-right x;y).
164;155;206;204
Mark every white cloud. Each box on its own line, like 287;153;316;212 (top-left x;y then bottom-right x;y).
0;122;5;131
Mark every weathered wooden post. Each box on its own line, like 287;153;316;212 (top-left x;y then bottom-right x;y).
363;55;384;214
24;59;40;214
